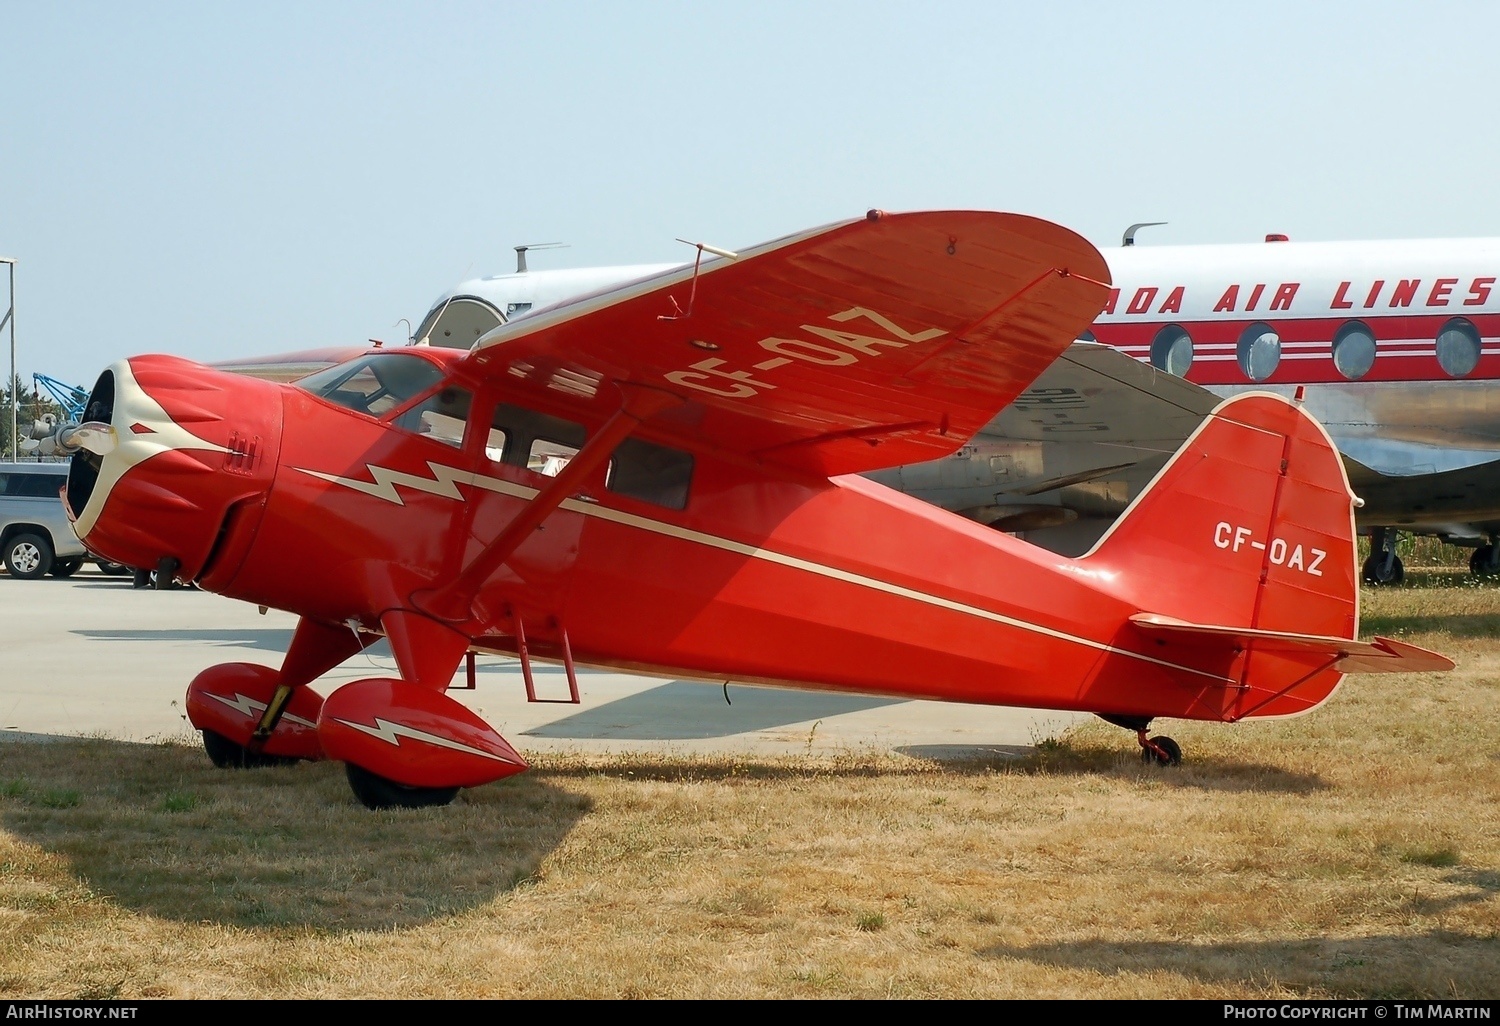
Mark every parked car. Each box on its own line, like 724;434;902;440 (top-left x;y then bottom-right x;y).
0;461;125;580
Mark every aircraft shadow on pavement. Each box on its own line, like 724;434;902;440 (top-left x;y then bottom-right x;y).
981;927;1497;993
73;628;299;653
0;735;583;932
520;679;900;740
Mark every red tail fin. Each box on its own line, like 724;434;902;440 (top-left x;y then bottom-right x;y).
1081;392;1441;720
1090;391;1358;640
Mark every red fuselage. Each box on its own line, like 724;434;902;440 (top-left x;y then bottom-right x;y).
68;347;1357;726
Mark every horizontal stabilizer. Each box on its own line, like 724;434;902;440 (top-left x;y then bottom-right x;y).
1129;613;1454;674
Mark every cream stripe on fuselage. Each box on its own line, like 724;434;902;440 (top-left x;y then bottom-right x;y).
293;462;1234;684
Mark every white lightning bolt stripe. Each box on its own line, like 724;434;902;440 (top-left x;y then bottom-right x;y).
204;690;317;729
333;716;519;764
295;460;535;506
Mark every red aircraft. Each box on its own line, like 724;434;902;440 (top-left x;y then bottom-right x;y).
57;210;1451;808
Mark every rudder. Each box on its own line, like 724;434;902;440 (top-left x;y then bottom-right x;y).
1087;391;1358;639
1083;392;1363;719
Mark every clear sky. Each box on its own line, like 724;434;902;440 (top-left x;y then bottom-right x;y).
3;1;1498;389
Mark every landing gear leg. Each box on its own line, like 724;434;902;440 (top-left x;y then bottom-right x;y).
202;728;297;769
1097;714;1183;767
186;618;381;766
1470;534;1500;578
1361;527;1404;586
322;610;525;809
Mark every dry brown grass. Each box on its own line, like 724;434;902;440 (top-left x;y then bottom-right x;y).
2;575;1498;998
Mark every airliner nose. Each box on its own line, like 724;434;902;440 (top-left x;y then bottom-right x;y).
65;355;284;585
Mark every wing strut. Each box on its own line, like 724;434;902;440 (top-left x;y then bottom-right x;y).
413;383;681;623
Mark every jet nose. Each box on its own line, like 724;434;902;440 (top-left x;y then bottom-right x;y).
66;355;284;585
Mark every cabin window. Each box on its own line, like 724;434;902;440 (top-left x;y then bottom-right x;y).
1149;325;1193;376
607;438;693;510
1332;322;1377;380
529;439;579;477
394;386;471;448
487;403;586;476
484;426;509;463
295;353;443;417
1237;322;1281;381
1436;318;1481;377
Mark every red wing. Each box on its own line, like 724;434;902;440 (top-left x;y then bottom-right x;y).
460;210;1110;477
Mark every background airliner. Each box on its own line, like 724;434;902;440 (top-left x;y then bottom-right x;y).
220;232;1500;585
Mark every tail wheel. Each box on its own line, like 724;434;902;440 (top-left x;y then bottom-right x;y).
1140;735;1183;767
344;763;459;810
201;729;298;770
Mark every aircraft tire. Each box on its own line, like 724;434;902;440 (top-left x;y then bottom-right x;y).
1361;554;1404;586
1469;546;1499;577
3;533;53;580
344;762;460;810
1140;735;1182;767
49;557;84;578
201;729;298;770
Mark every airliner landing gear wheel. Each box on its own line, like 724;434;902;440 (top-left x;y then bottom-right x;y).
1361;554;1404;586
344;763;460;810
1139;734;1182;767
1470;545;1499;578
201;730;298;769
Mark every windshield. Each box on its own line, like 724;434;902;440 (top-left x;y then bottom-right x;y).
294;353;444;417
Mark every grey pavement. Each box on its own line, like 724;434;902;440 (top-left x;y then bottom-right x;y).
1;566;1084;759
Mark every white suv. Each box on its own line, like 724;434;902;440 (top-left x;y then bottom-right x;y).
0;462;93;579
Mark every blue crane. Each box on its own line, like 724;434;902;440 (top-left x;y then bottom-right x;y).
32;374;89;422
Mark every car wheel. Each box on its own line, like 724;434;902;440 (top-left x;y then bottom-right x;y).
49;557;84;578
3;533;53;580
96;561;132;577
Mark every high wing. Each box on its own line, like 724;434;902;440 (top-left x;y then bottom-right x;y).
458;210;1110;477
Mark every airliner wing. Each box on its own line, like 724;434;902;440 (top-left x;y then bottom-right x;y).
865;343;1220;540
214;347;368;383
457;210;1110;477
981;341;1218;452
